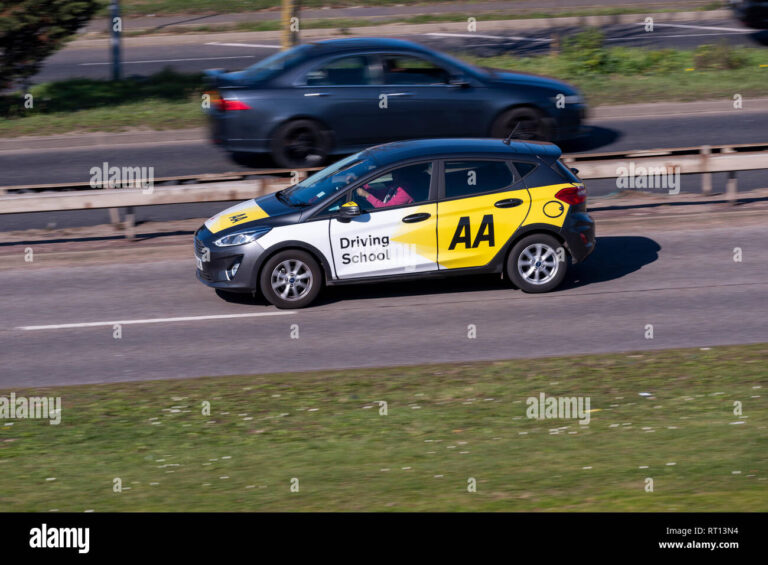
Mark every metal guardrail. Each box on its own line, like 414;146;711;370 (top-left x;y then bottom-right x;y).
1;143;766;238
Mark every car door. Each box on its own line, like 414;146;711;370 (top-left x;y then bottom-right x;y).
296;54;386;145
329;161;438;279
374;53;484;140
437;159;532;270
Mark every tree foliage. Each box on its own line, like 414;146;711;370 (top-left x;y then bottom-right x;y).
0;0;100;89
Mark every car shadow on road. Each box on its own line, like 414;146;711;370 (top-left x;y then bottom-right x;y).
561;235;660;290
215;235;660;307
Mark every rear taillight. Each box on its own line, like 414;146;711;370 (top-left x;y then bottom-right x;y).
555;185;587;206
220;99;252;111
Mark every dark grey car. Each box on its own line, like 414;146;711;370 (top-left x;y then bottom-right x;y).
204;38;587;168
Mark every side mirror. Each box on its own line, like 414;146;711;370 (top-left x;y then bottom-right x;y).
337;201;361;222
570;168;580;176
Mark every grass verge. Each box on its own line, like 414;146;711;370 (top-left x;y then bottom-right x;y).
1;344;766;511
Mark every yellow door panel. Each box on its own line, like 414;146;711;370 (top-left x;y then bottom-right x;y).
437;190;531;270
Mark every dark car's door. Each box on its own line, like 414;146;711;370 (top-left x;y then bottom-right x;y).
294;54;387;147
373;52;487;140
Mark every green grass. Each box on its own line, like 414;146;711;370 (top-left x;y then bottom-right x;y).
0;70;204;137
1;344;766;511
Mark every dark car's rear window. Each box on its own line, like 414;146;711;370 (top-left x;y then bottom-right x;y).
242;45;311;82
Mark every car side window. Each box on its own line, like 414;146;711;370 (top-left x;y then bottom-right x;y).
511;161;537;179
305;55;371;86
444;160;519;199
317;194;348;216
381;55;450;85
354;162;433;212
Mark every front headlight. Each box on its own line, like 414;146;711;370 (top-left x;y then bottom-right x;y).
213;227;271;247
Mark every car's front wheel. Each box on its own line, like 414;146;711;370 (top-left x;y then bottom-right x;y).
506;234;567;293
491;107;552;141
260;250;323;309
270;119;331;169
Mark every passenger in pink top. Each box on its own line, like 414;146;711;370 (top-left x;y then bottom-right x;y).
355;168;415;209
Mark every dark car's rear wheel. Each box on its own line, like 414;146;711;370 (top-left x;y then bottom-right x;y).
506;234;567;293
270;119;331;169
260;250;323;309
491;107;552;141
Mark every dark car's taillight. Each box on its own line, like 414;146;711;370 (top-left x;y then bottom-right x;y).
555;185;587;206
220;99;252;111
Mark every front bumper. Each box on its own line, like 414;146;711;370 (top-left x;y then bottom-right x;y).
194;226;266;291
560;209;596;263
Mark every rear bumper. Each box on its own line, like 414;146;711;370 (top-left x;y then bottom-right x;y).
560;209;595;263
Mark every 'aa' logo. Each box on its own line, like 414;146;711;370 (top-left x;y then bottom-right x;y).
229;213;247;223
449;215;495;250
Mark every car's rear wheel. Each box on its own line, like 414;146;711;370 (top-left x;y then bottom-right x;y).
506;234;567;293
270;119;331;169
491;107;552;141
260;250;323;309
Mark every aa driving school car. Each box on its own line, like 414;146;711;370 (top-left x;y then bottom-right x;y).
194;138;595;308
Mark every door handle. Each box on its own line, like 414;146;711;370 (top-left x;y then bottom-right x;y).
304;92;330;97
494;198;524;208
386;92;413;97
402;212;431;223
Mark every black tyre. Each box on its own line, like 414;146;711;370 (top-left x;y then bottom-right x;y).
491;107;552;141
260;250;323;309
506;234;567;293
270;119;331;169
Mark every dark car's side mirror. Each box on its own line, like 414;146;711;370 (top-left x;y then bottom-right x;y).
337;201;361;222
570;168;580;176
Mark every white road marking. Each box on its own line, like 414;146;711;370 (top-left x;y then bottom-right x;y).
205;42;282;49
607;32;749;41
17;311;295;331
640;22;751;33
425;32;551;42
80;56;256;66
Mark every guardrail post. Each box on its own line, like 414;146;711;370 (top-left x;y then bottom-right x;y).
124;206;135;240
700;145;712;195
726;171;738;205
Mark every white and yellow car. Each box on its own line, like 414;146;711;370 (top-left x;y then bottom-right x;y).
195;138;595;308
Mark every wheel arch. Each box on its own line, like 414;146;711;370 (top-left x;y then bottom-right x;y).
254;240;334;289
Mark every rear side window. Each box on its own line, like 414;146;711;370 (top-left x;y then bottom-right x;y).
305;55;371;86
511;161;536;178
444;160;518;199
381;55;451;85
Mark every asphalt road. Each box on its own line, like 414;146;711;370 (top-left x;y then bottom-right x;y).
3;109;768;231
1;220;767;388
34;18;768;83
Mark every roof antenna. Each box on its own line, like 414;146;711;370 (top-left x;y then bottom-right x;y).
502;123;521;145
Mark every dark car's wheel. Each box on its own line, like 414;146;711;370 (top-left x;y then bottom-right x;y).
506;234;567;293
491;107;552;141
270;119;331;169
260;250;323;309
